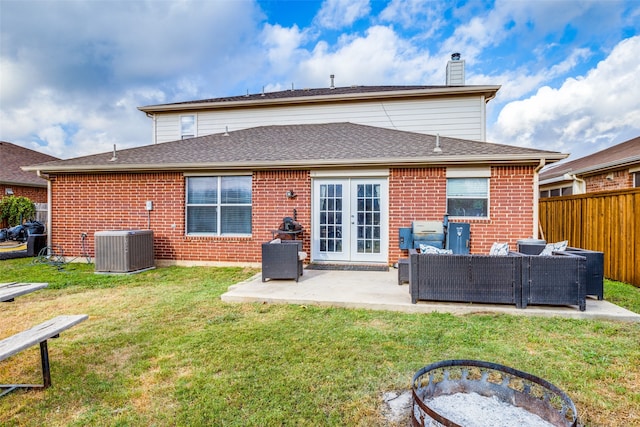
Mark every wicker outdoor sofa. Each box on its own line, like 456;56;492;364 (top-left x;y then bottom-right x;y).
409;249;587;311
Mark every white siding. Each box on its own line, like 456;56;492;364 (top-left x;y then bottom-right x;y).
153;96;486;144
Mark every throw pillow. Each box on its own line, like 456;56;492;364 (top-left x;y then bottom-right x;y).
489;242;510;256
540;240;569;256
419;244;440;254
419;244;453;254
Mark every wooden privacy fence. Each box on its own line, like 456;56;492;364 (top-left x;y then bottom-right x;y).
539;188;639;287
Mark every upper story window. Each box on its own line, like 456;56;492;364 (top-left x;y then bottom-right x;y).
446;178;489;218
180;115;195;139
186;176;252;235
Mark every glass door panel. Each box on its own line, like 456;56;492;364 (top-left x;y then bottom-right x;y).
313;178;387;263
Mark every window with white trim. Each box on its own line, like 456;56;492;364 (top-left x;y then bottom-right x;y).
180;115;195;139
540;185;572;198
634;172;640;188
186;176;252;235
446;178;489;217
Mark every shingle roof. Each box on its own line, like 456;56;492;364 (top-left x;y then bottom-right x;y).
540;136;640;181
25;123;565;173
0;141;59;187
139;85;500;112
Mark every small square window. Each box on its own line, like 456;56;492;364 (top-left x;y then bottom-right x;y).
447;178;488;217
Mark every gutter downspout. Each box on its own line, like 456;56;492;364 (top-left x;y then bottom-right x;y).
533;159;546;239
37;170;52;250
570;174;586;194
146;112;157;144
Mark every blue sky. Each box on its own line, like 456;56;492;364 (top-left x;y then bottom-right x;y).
1;0;639;161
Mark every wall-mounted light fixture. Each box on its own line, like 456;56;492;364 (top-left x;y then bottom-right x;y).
5;188;13;195
606;172;615;181
286;190;297;199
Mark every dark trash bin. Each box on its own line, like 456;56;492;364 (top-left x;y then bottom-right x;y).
566;247;604;300
517;238;546;255
27;234;47;257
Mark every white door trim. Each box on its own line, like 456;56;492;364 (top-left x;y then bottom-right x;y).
311;178;388;264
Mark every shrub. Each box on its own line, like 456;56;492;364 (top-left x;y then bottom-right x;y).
0;195;36;226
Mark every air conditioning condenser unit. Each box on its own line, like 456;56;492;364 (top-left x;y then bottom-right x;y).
95;230;155;273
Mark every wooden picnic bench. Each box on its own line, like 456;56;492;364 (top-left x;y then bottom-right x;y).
1;314;88;397
0;282;48;302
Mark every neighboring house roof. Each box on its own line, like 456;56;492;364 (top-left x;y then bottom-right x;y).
540;136;640;184
24;123;565;174
0;141;59;187
138;85;501;113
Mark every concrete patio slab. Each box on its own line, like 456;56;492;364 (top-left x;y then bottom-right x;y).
221;268;640;322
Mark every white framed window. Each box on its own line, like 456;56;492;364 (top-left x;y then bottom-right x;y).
180;115;195;139
634;172;640;188
541;185;572;198
186;176;252;235
446;178;489;218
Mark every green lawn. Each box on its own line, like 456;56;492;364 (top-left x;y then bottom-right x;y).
1;258;639;426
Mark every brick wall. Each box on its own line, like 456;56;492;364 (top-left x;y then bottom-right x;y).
50;171;311;263
389;165;536;261
50;166;535;264
585;169;633;193
253;170;311;255
0;185;48;227
388;167;446;262
0;184;47;203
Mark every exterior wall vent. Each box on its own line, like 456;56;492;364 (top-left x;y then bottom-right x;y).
95;230;155;273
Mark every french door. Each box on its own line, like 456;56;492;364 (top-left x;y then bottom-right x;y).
312;178;388;263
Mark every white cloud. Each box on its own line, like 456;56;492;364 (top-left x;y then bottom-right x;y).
468;47;593;102
0;0;264;158
0;86;154;159
1;0;638;162
379;0;445;34
314;0;371;30
490;36;640;158
297;25;433;87
261;23;309;75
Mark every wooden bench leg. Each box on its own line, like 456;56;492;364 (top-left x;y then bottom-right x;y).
0;340;53;398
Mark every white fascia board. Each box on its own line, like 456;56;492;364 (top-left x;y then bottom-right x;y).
138;86;501;113
0;179;47;188
539;175;573;186
24;153;567;175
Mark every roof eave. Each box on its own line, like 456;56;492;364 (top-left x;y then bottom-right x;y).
138;86;502;113
0;179;48;188
540;154;640;181
569;155;640;177
24;153;566;174
539;175;573;187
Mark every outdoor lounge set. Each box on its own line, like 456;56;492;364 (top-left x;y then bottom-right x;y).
408;246;589;311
